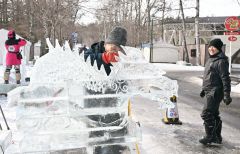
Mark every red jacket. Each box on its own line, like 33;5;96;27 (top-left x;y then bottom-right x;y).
5;38;27;65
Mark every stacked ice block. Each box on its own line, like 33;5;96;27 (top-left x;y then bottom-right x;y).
5;81;141;154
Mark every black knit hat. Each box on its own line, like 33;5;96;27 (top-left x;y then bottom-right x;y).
105;26;127;55
208;38;223;51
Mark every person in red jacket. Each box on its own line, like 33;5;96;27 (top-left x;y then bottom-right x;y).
4;30;27;84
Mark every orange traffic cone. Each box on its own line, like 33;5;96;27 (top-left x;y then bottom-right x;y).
162;95;182;125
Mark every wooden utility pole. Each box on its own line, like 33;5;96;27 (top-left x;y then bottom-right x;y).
147;0;151;42
179;0;189;63
195;0;200;65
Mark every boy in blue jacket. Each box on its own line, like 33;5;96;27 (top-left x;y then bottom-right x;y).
84;26;127;75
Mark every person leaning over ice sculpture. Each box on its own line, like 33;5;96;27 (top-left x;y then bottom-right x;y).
84;26;127;75
4;29;27;84
84;26;129;153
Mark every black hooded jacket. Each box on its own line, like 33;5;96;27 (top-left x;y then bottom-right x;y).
202;51;231;94
84;41;113;75
5;38;22;46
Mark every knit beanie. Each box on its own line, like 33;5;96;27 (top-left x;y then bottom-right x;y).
105;26;127;47
8;30;16;39
208;38;223;51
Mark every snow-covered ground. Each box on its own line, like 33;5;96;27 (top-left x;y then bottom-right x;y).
150;63;240;94
154;63;204;72
131;95;240;154
0;64;33;85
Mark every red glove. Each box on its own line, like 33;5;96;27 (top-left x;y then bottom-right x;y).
102;51;119;64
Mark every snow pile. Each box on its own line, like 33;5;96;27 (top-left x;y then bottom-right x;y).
155;63;204;72
232;83;240;93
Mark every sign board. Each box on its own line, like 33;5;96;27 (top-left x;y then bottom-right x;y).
224;16;239;31
224;17;239;74
224;31;240;35
228;36;237;41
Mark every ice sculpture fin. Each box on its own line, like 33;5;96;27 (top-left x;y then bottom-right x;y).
55;39;61;50
93;61;99;71
46;38;54;51
64;41;71;52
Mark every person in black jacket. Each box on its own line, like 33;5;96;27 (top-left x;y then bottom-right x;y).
199;38;232;145
84;26;127;75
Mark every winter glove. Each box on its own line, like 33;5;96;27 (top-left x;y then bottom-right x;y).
200;90;205;98
223;93;232;105
102;51;119;64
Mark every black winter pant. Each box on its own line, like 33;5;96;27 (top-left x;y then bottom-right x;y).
201;89;223;130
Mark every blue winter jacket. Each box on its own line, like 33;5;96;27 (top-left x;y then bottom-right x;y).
84;41;113;75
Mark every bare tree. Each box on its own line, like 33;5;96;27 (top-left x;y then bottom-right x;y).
26;0;35;60
0;0;176;53
0;0;9;27
160;0;166;40
94;0;168;46
179;0;189;63
0;0;90;56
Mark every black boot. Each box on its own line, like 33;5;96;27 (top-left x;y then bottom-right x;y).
4;80;9;84
214;120;222;144
199;124;217;145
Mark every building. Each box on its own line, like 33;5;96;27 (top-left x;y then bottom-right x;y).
160;16;240;66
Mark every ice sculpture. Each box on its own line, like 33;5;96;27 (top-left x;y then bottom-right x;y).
5;39;178;153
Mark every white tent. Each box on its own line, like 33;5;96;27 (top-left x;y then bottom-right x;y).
0;28;31;65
